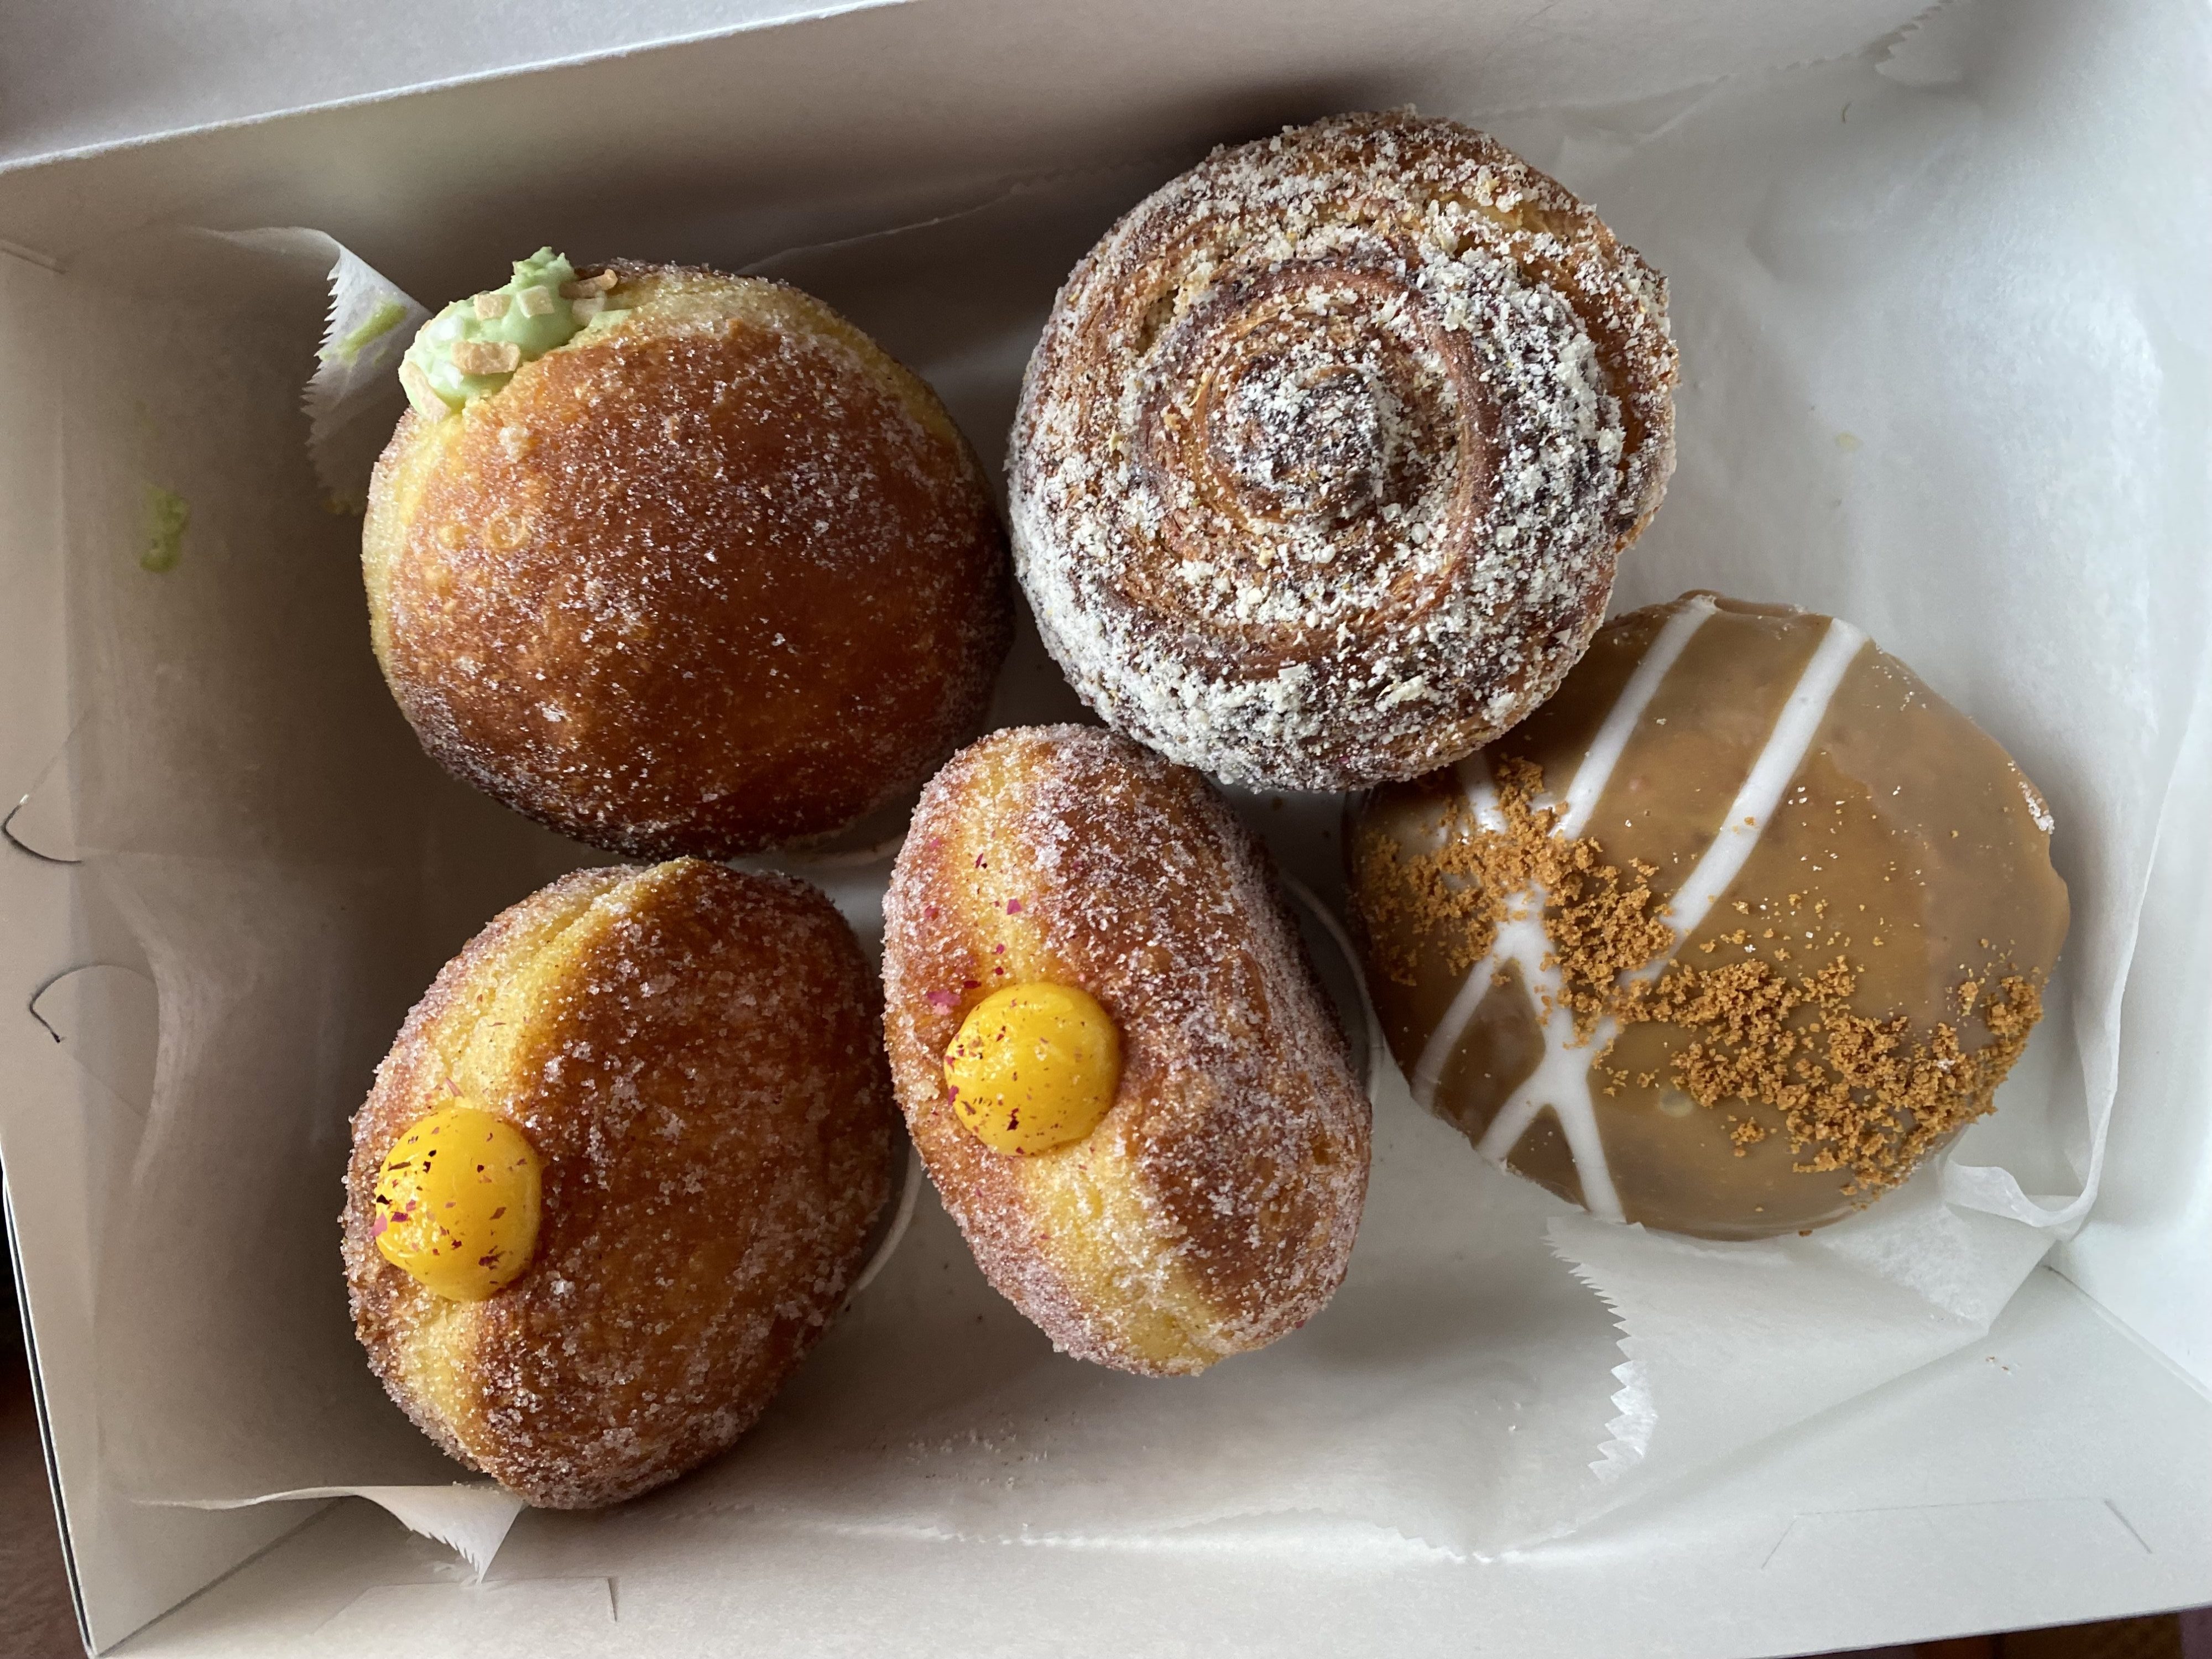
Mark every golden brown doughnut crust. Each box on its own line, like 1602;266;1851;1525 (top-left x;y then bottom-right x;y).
364;264;1013;859
1009;110;1677;791
882;726;1370;1375
342;859;892;1507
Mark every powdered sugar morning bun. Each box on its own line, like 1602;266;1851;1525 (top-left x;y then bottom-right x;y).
365;262;1012;859
343;859;892;1507
1009;111;1677;792
882;726;1369;1376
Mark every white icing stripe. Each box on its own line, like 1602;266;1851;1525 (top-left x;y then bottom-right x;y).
1409;966;1493;1108
1624;617;1868;984
1412;603;1712;1107
1405;755;1508;1103
1472;929;1624;1219
1439;755;1627;1214
1472;944;1566;1130
1460;755;1507;832
1423;608;1869;1228
1555;594;1714;838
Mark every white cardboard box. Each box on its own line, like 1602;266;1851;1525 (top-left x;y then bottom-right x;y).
2;0;2208;1652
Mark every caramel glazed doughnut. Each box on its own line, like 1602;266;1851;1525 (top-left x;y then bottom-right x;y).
1009;110;1677;791
883;726;1370;1375
366;256;1012;860
343;859;892;1507
1351;594;2070;1240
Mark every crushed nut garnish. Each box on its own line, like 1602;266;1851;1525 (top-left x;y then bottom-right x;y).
399;359;450;421
1356;759;2046;1195
450;338;523;377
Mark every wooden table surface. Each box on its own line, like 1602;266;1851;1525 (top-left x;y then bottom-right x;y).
2;1268;82;1658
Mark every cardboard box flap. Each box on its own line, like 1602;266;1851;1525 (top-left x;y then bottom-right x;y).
1;0;2206;1651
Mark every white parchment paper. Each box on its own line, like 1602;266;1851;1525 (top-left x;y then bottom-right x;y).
63;0;2209;1578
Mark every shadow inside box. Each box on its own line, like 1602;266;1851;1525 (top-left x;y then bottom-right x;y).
608;1145;1626;1552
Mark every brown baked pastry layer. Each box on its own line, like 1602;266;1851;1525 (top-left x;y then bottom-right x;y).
1009;110;1677;791
882;725;1370;1375
1350;593;2069;1239
364;264;1012;859
342;859;892;1507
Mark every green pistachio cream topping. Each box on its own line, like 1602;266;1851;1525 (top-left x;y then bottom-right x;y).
398;248;627;420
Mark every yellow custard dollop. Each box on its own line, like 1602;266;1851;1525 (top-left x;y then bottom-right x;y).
372;1104;542;1300
943;983;1121;1155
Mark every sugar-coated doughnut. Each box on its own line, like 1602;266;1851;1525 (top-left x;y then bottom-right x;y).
342;858;892;1507
366;254;1012;859
1350;593;2069;1239
1009;111;1677;791
882;726;1370;1375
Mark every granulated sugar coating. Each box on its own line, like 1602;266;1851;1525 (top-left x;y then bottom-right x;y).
883;726;1370;1375
364;263;1011;860
342;859;893;1508
1009;111;1677;791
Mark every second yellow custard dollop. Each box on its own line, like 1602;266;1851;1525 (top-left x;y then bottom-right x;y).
944;983;1121;1155
372;1104;542;1300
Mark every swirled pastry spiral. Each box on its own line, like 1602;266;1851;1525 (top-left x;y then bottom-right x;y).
1010;110;1677;791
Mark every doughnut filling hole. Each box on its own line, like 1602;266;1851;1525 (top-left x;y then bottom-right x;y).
944;983;1121;1155
371;1104;542;1301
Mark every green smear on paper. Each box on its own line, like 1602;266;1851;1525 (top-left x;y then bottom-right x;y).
322;296;409;366
140;486;189;573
